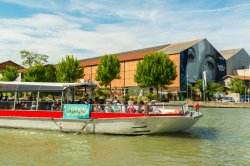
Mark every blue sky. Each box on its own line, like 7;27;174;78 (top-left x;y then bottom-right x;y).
0;0;250;64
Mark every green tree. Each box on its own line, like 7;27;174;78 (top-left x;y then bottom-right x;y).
20;50;49;68
206;82;224;100
194;80;224;100
0;66;19;81
95;54;121;90
44;64;57;82
194;79;203;92
22;64;57;82
134;52;177;99
229;78;246;94
56;55;84;82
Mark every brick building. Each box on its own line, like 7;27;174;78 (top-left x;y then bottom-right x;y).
80;39;226;93
0;60;24;81
0;60;23;71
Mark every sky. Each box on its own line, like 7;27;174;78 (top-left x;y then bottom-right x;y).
0;0;250;65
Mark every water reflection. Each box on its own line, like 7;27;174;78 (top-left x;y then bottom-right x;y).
1;108;250;165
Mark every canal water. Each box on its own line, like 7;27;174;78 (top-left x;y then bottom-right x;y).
0;108;250;166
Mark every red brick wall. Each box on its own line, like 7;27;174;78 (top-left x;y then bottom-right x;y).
82;53;181;91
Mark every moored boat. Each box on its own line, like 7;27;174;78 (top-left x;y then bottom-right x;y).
0;82;202;135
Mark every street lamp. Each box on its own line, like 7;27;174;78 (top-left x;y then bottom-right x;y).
186;72;188;99
203;71;207;102
244;69;246;103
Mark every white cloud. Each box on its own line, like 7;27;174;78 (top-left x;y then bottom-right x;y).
0;0;250;67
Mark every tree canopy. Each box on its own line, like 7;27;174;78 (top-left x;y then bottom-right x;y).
206;82;224;100
229;78;246;94
194;79;224;100
22;64;57;82
134;52;177;98
95;54;121;88
56;55;84;82
0;66;19;81
20;50;49;68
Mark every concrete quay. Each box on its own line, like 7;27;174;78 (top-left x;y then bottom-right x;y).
188;101;250;108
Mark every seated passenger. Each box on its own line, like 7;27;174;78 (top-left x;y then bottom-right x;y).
81;94;89;104
111;100;121;112
104;101;113;112
30;101;36;110
92;100;101;112
137;100;145;113
51;102;57;111
127;101;136;113
148;100;157;113
121;100;128;113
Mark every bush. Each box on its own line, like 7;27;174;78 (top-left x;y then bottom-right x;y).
146;93;156;101
159;94;169;102
95;88;109;99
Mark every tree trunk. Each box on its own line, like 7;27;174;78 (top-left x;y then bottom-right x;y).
156;87;159;100
110;83;112;98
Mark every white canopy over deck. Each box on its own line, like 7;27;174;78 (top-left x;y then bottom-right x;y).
0;82;97;92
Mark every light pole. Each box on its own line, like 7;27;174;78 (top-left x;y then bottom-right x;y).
203;71;206;102
186;72;188;99
248;88;250;103
244;69;246;103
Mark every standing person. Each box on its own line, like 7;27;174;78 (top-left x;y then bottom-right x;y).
193;102;200;112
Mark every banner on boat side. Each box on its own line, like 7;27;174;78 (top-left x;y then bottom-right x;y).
63;104;90;119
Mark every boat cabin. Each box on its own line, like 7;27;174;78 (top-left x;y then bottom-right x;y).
0;82;97;111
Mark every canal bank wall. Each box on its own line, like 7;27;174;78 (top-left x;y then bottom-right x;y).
187;101;250;108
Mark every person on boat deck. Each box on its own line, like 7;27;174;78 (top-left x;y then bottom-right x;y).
92;100;100;112
127;100;136;113
51;102;57;111
81;94;89;104
137;100;145;113
133;101;139;113
143;101;150;114
111;100;121;112
3;96;8;101
120;100;128;113
149;100;157;113
104;101;113;112
30;101;36;110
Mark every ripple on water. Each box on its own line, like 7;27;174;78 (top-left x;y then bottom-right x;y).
1;108;250;165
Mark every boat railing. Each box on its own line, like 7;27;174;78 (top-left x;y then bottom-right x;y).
0;99;188;115
88;103;187;114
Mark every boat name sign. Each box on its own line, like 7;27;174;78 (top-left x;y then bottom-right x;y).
63;104;90;119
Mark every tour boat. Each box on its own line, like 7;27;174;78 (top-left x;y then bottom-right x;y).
0;82;202;135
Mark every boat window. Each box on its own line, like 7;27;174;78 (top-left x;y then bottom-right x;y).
0;93;15;110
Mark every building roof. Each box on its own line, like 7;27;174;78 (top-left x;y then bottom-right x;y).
80;38;205;67
0;60;24;70
80;44;169;66
219;48;243;60
160;39;204;55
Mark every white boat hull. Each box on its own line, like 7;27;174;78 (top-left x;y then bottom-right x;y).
0;112;202;135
